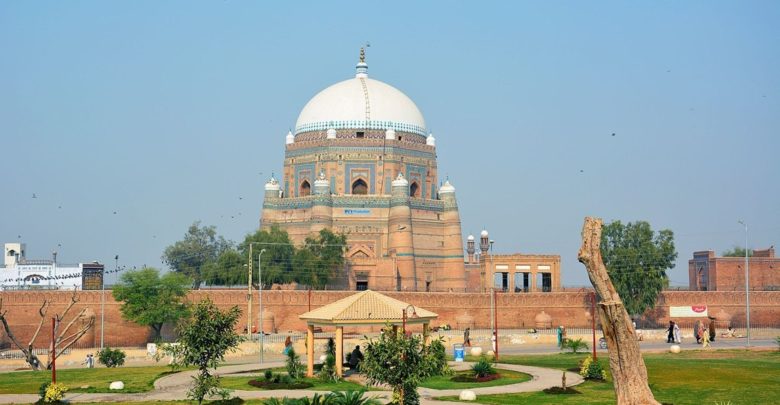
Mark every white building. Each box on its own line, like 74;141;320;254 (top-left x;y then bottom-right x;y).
1;243;104;290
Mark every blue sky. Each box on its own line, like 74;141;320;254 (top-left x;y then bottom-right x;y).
2;1;778;287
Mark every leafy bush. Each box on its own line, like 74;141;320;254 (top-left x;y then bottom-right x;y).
42;383;67;403
264;369;274;381
318;353;339;382
563;338;589;354
97;347;126;368
326;337;336;357
579;355;607;380
326;389;382;405
471;356;496;378
285;347;305;380
425;338;452;376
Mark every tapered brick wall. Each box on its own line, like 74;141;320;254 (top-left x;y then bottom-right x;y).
1;289;778;348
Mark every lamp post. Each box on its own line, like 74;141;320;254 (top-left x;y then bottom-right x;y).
247;245;254;341
402;304;417;335
738;220;750;348
258;249;266;364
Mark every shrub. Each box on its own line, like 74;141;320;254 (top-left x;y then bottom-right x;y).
285;347;305;380
471;356;496;378
775;336;780;351
318;353;339;382
325;389;382;405
43;383;68;403
264;369;274;381
563;338;589;354
97;347;126;368
579;355;607;381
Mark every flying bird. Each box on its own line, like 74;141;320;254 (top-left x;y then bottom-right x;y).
32;193;37;198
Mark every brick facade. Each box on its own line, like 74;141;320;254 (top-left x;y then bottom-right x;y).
2;289;778;349
689;247;780;291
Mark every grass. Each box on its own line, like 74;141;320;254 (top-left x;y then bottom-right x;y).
220;375;368;392
439;350;780;404
419;368;531;389
0;366;177;394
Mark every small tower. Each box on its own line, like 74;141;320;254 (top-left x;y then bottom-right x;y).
389;173;417;290
264;176;281;199
311;170;333;234
480;230;490;257
467;235;476;264
285;130;295;145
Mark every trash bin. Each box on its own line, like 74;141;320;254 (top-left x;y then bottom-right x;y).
454;344;465;362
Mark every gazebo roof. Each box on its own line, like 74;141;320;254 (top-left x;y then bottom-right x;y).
299;290;438;326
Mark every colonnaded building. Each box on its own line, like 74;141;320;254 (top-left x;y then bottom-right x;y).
261;50;560;293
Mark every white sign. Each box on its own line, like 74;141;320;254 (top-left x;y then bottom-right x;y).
669;305;708;318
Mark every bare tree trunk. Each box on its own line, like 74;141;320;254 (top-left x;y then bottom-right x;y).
578;217;660;405
0;292;95;371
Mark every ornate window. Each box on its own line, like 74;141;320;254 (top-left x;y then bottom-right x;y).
352;179;368;195
300;180;311;196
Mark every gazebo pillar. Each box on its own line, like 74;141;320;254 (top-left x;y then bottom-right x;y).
335;326;344;377
423;322;430;346
306;324;315;377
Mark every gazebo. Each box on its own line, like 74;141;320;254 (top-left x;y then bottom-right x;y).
298;290;438;377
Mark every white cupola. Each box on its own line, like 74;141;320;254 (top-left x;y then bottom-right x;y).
426;132;436;146
385;128;396;140
326;128;337;139
285;130;294;145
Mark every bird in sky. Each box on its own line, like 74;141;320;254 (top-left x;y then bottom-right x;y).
32;193;37;198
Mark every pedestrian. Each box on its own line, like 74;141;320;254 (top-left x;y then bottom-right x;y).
557;325;565;348
694;320;702;344
463;327;471;347
667;321;675;343
702;324;711;348
82;353;94;368
491;331;497;353
283;336;292;355
673;322;681;344
709;320;716;342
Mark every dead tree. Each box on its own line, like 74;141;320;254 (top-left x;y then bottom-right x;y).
578;217;660;405
0;292;95;370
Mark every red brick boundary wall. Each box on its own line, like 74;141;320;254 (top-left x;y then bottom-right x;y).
1;290;778;348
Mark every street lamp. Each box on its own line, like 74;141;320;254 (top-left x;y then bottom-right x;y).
402;304;417;335
738;220;750;348
258;249;267;364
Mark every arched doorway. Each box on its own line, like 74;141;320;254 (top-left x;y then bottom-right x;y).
351;179;368;195
300;180;311;196
409;182;420;198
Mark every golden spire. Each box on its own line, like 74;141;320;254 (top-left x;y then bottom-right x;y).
359;47;365;63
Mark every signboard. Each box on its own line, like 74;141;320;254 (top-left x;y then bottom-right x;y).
669;305;708;318
344;209;371;215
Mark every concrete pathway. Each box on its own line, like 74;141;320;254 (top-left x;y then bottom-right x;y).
0;360;582;404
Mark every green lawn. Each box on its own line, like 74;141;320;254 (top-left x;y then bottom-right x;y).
419;368;531;389
0;366;176;394
439;350;780;404
220;375;369;392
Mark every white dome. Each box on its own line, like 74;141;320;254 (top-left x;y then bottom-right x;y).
481;230;489;237
439;180;455;194
295;77;427;136
392;173;409;187
426;132;436;146
285;130;294;145
265;177;280;191
467;235;475;241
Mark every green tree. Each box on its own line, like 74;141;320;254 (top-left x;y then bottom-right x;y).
240;226;296;287
600;220;677;316
202;248;245;286
722;246;753;257
361;330;448;405
178;299;243;404
112;267;191;341
162;221;231;288
299;229;347;288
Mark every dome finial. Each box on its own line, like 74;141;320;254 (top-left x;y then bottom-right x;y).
356;46;368;78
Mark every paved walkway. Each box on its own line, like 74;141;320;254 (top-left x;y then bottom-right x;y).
0;361;583;404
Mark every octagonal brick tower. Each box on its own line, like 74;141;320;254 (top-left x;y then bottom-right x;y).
261;49;465;292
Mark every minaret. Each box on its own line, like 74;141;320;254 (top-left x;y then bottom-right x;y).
310;170;333;234
466;235;475;264
437;180;466;289
264;175;280;199
388;173;417;291
480;230;490;257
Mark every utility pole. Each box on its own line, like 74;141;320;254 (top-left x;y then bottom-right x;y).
248;244;254;341
258;249;266;364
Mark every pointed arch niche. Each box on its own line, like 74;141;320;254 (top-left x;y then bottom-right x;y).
351;178;368;195
409;182;420;198
300;180;311;196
